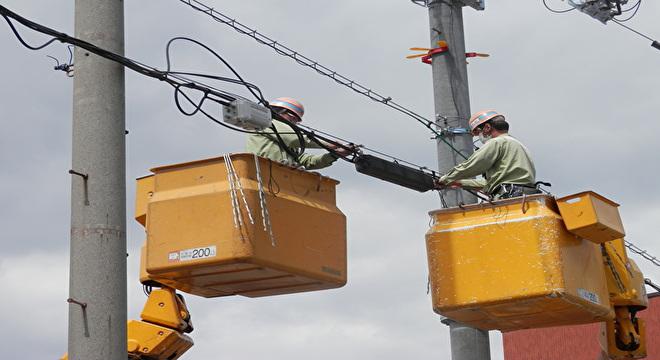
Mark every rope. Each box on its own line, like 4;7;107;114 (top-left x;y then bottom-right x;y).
226;154;255;227
223;153;242;230
253;154;276;246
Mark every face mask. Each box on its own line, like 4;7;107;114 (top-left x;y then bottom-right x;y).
479;133;492;144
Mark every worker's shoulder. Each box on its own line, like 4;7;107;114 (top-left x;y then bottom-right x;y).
273;120;295;130
497;134;526;146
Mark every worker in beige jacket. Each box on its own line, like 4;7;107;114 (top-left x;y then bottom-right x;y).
436;110;538;199
246;97;350;170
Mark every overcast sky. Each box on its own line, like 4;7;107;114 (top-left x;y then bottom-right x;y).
1;0;659;359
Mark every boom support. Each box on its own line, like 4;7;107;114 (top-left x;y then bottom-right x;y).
61;287;194;360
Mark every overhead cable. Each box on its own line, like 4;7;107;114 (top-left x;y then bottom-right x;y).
615;0;641;22
542;0;576;13
645;278;660;293
611;19;660;50
625;240;660;268
0;4;446;192
176;0;470;160
176;0;443;137
542;0;659;50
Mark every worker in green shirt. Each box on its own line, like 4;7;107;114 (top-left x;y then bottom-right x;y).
436;110;538;199
247;97;351;170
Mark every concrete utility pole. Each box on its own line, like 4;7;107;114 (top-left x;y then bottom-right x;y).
68;1;126;359
427;1;491;359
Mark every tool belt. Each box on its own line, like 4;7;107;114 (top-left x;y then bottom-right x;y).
492;183;542;199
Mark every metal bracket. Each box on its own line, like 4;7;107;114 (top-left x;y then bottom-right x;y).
67;297;90;337
412;0;484;10
436;127;471;138
69;169;90;205
67;297;87;309
458;0;485;10
568;0;628;24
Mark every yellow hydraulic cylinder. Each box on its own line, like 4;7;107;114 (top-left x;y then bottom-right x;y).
600;316;647;359
602;241;648;309
426;194;614;332
599;239;648;357
135;154;347;298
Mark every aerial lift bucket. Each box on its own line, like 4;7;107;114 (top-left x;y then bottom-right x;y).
558;192;649;357
426;194;614;332
135;153;347;298
556;191;626;244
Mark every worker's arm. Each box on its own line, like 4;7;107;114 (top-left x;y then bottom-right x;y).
439;141;500;185
457;178;488;189
298;152;338;170
304;135;326;149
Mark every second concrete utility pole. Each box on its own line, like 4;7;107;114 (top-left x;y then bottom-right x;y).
426;1;491;359
68;1;127;359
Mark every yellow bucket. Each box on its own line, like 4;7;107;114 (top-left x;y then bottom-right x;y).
136;154;347;298
426;195;613;331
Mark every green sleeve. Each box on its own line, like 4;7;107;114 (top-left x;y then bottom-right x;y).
440;141;500;184
303;135;325;149
457;178;487;189
298;152;338;170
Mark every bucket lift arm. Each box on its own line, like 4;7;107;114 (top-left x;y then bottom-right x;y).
61;287;194;360
600;242;648;359
126;287;194;359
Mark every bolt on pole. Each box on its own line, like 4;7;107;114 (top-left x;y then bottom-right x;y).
68;1;127;359
426;1;491;359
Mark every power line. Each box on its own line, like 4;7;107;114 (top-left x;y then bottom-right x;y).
542;0;576;14
616;0;641;21
625;240;660;268
621;0;641;12
541;0;659;52
611;19;660;51
646;278;660;293
611;19;655;42
411;0;429;7
176;0;470;160
175;0;445;137
0;4;446;184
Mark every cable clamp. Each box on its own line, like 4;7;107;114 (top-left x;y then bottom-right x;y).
435;127;471;138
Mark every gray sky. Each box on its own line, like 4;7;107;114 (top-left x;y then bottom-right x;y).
1;0;659;359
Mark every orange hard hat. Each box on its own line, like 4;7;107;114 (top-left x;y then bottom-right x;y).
269;97;305;121
468;110;503;133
